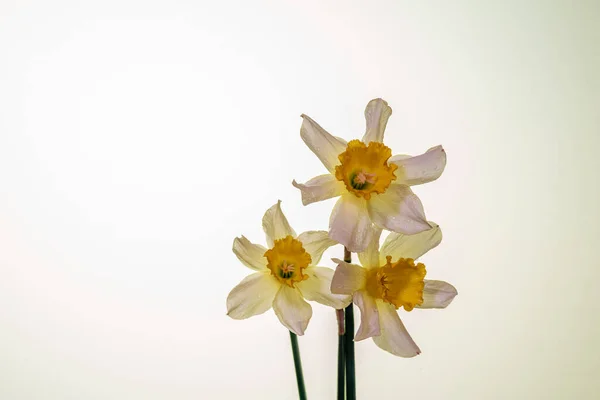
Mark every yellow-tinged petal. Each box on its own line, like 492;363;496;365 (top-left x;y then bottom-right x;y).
292;174;345;205
232;236;268;271
330;258;366;295
297;267;351;309
226;272;280;319
417;280;458;309
262;200;296;248
362;98;392;144
390;145;446;186
372;300;421;357
367;183;430;235
296;230;338;265
300;114;347;173
273;285;313;335
357;227;382;269
379;222;442;264
329;193;376;253
353;291;380;341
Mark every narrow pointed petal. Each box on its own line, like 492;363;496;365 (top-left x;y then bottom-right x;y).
372;300;421;357
417;280;458;309
262;200;296;248
273;285;313;336
362;98;392;144
232;236;268;271
390;145;446;186
354;291;380;341
367;184;430;235
300;114;348;173
358;227;382;269
329;193;376;253
330;259;366;295
226;272;280;319
297;267;351;309
292;174;345;205
296;230;338;265
379;222;442;263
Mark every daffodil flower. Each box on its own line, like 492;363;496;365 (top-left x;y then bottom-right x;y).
330;225;457;357
227;201;352;336
293;98;446;252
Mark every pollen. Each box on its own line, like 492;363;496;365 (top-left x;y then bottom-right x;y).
365;256;426;311
353;171;377;185
264;236;311;287
334;140;399;200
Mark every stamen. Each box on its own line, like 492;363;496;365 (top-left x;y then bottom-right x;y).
281;261;295;273
353;171;377;185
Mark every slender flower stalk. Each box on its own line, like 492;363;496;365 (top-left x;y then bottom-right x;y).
289;331;307;400
336;308;345;400
343;247;356;400
227;202;351;399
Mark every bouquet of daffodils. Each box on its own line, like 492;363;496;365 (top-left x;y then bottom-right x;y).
226;99;457;399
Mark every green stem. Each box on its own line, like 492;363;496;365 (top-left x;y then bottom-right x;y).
336;309;345;400
289;331;307;400
344;247;356;400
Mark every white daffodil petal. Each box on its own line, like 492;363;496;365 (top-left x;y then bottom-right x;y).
292;174;345;206
330;193;375;253
379;222;442;263
417;280;458;309
273;285;313;336
300;114;348;173
372;300;421;357
330;259;366;295
296;230;338;265
262;200;296;248
297;267;351;309
391;145;447;186
367;184;430;235
362;98;392;144
358;227;382;269
232;236;268;271
354;291;380;341
226;272;280;319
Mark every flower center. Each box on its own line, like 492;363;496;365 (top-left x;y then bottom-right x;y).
334;140;398;200
365;256;426;311
264;235;312;287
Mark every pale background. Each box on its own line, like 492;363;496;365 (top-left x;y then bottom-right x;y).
1;1;599;399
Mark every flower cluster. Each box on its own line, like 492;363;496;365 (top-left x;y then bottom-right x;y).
227;99;457;358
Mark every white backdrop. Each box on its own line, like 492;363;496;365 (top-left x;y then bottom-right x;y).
1;1;599;399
